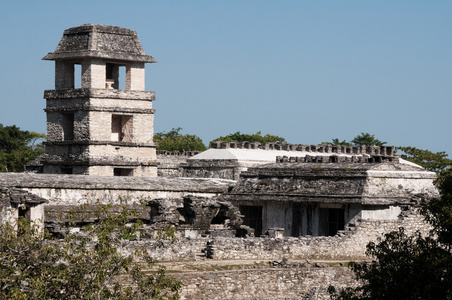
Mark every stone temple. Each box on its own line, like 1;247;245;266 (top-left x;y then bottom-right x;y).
41;24;157;176
0;24;442;299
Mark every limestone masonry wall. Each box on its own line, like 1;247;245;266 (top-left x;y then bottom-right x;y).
206;213;429;261
112;209;430;263
123;238;209;262
156;151;200;177
0;173;233;206
211;141;394;156
174;267;358;300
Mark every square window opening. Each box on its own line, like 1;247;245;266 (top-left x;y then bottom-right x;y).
106;63;126;90
111;114;133;142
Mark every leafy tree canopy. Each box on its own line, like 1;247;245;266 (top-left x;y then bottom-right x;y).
154;127;206;152
323;133;386;147
329;170;452;300
350;132;386;146
209;131;286;146
397;146;452;173
0;204;181;299
0;124;46;172
322;138;352;146
323;132;451;173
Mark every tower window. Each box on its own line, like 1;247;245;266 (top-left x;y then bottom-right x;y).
62;113;75;141
106;63;126;89
111;114;133;142
74;64;81;88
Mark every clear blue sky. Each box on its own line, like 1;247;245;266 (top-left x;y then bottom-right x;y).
1;1;451;155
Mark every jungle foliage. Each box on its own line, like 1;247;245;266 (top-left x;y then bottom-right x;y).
0;204;181;299
154;127;206;152
0;124;45;172
323;132;386;147
397;146;452;173
324;132;452;173
209;131;286;146
329;170;452;300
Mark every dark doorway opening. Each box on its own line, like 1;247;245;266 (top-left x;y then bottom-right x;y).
327;208;345;236
292;204;303;236
240;205;263;237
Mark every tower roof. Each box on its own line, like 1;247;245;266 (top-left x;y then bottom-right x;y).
42;24;156;63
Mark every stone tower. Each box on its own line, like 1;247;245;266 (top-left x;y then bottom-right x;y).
41;24;157;176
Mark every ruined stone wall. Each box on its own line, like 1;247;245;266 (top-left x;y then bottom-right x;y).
363;171;438;204
27;185;222;206
87;165;157;176
173;267;357;300
0;173;233;206
211;141;394;156
206;212;429;261
182;159;241;180
123;238;209;262
156;151;200;177
110;208;431;263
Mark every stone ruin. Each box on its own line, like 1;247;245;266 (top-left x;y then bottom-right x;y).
182;142;397;180
1;24;441;299
40;24;158;176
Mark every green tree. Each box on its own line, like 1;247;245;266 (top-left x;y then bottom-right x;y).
322;138;351;146
350;132;386;146
209;131;286;146
0;124;46;172
397;146;452;173
324;132;451;172
0;204;181;299
154;127;206;152
329;170;452;300
323;133;385;147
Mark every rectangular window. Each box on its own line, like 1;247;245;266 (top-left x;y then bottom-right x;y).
240;205;263;237
111;114;133;142
114;168;133;176
18;205;30;220
62;113;75;141
74;64;81;88
106;63;126;89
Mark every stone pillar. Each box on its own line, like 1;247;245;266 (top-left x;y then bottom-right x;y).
55;61;74;89
81;59;106;89
126;62;145;91
30;203;45;234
